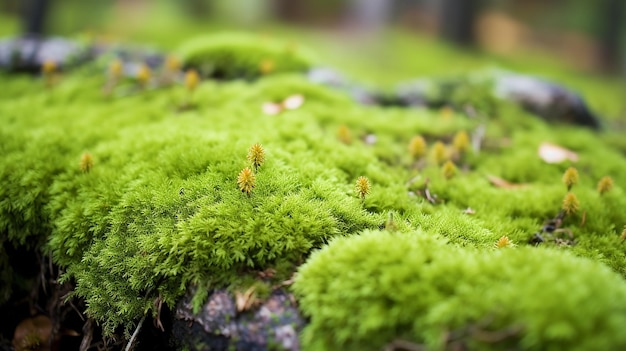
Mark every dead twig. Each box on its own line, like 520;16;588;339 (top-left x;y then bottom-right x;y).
79;319;94;351
153;295;164;332
124;314;146;351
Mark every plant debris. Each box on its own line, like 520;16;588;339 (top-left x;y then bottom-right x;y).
487;175;527;189
538;142;579;164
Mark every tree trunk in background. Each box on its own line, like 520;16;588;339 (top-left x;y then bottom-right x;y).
181;0;211;20
21;0;49;36
440;0;480;46
599;0;624;74
347;0;392;32
273;0;306;23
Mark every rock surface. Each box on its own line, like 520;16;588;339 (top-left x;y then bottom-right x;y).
172;289;304;351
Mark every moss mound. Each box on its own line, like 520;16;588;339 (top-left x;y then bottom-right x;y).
177;33;314;80
294;230;626;351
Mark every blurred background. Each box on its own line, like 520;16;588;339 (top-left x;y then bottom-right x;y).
1;0;624;74
1;0;624;83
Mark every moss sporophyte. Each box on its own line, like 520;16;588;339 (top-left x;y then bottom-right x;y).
237;167;256;196
431;141;448;165
79;152;93;173
442;160;457;180
136;63;151;88
355;176;371;200
408;136;426;160
562;167;579;191
562;192;580;216
495;236;514;248
597;176;614;195
247;143;266;171
184;69;199;93
452;130;470;155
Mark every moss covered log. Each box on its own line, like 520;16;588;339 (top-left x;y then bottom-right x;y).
1;32;626;348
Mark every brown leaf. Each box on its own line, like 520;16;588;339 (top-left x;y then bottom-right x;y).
462;207;476;215
538;142;579;164
235;286;257;313
487;175;527;189
13;315;52;351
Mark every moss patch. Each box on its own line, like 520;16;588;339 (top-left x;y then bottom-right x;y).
1;31;626;344
294;230;626;351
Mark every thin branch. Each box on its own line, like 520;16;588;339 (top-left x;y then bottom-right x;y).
124;315;146;351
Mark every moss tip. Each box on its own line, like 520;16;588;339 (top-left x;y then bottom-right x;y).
494;236;514;248
562;192;580;216
562;167;579;191
184;69;200;92
409;135;426;160
442;160;457;180
237;167;256;195
452;130;470;153
247;143;266;170
355;176;371;199
597;176;614;195
79;152;94;173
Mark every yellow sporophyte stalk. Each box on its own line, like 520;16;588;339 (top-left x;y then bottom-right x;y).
109;59;123;79
442;160;457;180
259;59;274;75
136;63;151;87
42;60;57;75
247;143;266;170
338;125;352;145
562;192;580;216
355;176;371;200
42;60;57;87
452;130;470;154
494;236;514;249
597;176;614;195
80;152;93;173
237;167;256;195
408;136;426;160
432;141;448;165
165;55;181;72
562;167;579;191
185;69;200;93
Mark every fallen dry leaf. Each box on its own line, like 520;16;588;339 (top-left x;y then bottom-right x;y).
13;315;52;351
487;175;527;189
262;94;305;115
538;142;579;164
283;94;304;110
262;102;282;115
463;207;476;215
235;285;258;313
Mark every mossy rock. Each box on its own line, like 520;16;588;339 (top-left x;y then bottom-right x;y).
177;33;314;80
294;230;626;351
1;30;626;348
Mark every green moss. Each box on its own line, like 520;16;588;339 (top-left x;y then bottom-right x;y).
177;33;315;80
294;230;626;351
1;29;626;343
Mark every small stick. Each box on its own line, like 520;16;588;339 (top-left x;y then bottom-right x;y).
125;315;146;351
